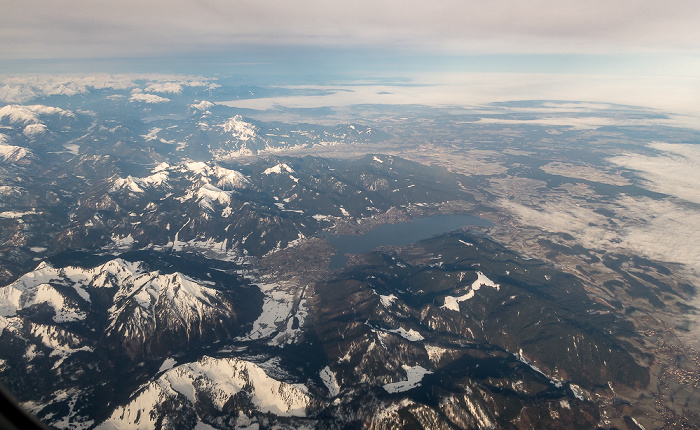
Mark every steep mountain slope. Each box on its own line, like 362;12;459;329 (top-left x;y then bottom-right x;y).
0;252;261;429
97;356;310;429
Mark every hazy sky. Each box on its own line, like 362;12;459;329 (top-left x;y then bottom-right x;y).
3;0;700;66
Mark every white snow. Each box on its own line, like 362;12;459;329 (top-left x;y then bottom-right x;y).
64;143;80;154
570;383;585;401
144;82;182;94
29;323;92;367
128;91;170;103
141;127;161;141
0;104;73;125
319;366;340;397
32;284;85;322
0;287;23;317
158;358;177;373
387;327;424;341
379;294;397;308
195;184;231;211
185;162;250;189
0;263;87;323
220;115;257;141
0;210;37;218
514;349;564;388
23;123;47;137
111;163;247;204
441;271;500;312
97;356;309;429
111;176;144;193
631;417;646;430
373;156;384;163
212;166;249;189
111;234;135;248
425;345;450;363
464;394;496;429
190;100;215;111
262;163;295;175
238;280;308;347
383;365;433;393
374;399;415;422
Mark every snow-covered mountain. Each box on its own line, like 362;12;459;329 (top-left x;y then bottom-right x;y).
97;356;310;429
0;257;255;360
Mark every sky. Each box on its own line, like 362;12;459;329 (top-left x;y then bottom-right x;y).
2;0;700;76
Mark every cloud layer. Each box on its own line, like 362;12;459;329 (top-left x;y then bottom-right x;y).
3;0;700;60
504;141;700;280
610;143;700;205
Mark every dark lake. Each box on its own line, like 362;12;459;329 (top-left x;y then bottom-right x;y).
325;214;493;269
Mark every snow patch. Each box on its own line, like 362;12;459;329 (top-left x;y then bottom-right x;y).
425;345;450;363
158;358;177;373
239;281;307;347
379;294;397;308
387;327;424;341
442;271;500;312
383;365;432;393
319;366;340;397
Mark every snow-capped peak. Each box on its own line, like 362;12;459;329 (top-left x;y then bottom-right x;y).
0;142;31;162
112;175;145;193
212;165;249;189
220;115;258;141
111;170;170;194
97;356;310;429
196;184;231;212
0;259;145;323
263;163;295;175
190;100;215;111
152;162;170;172
0;104;74;125
185;162;249;189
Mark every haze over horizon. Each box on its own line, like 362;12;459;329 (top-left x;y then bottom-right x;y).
3;0;699;121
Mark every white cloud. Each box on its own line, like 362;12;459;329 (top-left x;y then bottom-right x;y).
502;196;700;279
610;142;700;205
220;73;700;121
